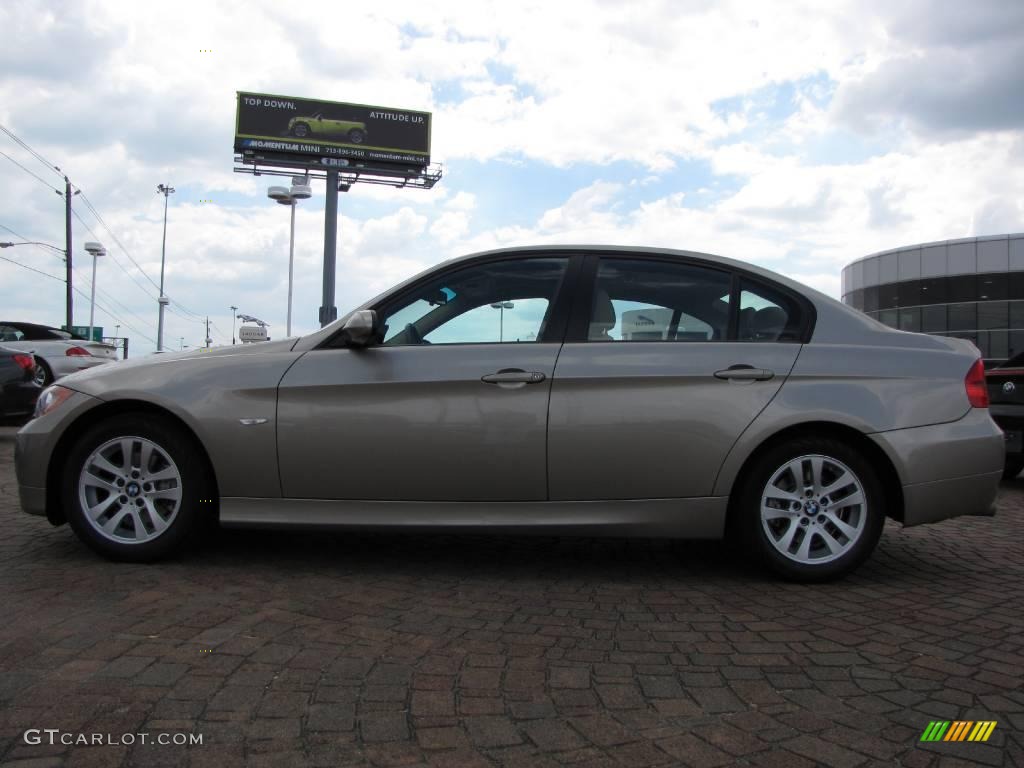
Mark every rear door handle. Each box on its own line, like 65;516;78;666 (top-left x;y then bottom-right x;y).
714;365;775;381
481;369;546;385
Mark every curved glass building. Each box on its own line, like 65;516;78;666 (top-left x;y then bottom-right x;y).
841;234;1024;367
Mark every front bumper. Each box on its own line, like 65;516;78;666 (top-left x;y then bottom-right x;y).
15;389;102;519
870;408;1003;526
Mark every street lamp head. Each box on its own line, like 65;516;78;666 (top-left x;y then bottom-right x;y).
84;241;106;257
158;184;175;195
267;185;292;202
289;181;313;200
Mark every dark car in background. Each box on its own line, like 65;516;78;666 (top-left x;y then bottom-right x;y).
986;352;1024;478
0;345;41;422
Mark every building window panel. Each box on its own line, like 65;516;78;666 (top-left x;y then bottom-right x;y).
878;284;899;310
878;309;898;328
918;276;947;305
947;242;976;275
1010;330;1024;358
898;307;921;332
977;239;1009;273
1009;301;1024;329
977;273;1007;300
977;301;1008;330
987;330;1009;360
897;249;921;280
897;279;921;307
863;257;880;286
947;302;977;332
921;305;947;333
946;275;977;303
864;286;879;313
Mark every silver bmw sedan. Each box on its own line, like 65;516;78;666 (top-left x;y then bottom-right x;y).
15;246;1003;581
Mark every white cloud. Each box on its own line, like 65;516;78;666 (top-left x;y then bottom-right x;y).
2;0;1023;354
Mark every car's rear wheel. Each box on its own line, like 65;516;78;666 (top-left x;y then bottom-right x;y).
34;358;52;386
63;413;210;561
291;122;310;137
347;128;365;144
736;437;885;581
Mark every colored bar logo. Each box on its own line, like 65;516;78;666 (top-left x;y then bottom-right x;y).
920;721;997;742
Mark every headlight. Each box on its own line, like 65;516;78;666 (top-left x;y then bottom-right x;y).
33;385;74;419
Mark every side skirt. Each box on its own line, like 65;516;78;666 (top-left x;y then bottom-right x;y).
219;497;728;539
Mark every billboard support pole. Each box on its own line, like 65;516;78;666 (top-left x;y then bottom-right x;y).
319;170;339;328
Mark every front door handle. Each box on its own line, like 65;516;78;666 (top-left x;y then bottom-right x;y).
481;369;546;385
714;365;775;381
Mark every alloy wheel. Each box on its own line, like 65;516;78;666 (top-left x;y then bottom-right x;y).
77;436;183;544
760;454;867;565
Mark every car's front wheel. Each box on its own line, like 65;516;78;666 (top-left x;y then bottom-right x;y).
63;413;210;561
736;437;885;581
291;122;310;137
347;128;365;144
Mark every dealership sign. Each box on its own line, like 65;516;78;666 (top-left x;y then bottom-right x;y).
234;92;431;168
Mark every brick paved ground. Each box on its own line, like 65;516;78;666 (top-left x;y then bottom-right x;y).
1;424;1022;768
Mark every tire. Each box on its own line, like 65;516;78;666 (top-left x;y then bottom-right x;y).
1002;456;1024;480
62;413;211;562
34;358;52;387
735;437;885;582
347;128;365;144
291;122;310;138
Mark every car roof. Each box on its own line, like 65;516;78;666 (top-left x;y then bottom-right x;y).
0;321;84;339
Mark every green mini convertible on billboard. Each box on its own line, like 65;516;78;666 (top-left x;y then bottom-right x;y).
287;112;367;143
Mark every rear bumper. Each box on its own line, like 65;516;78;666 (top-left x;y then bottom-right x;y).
989;404;1024;456
870;408;1003;526
1;380;41;418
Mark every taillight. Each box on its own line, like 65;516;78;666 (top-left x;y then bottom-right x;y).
65;346;91;357
965;358;989;408
12;354;35;371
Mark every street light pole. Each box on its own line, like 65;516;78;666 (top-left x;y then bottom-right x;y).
156;183;175;351
65;176;73;330
268;177;311;338
230;305;238;345
84;242;106;342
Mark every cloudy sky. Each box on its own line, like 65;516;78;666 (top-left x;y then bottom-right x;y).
1;0;1022;352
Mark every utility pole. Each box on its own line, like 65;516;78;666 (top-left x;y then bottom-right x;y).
205;316;212;348
156;183;175;351
230;305;238;345
64;176;73;329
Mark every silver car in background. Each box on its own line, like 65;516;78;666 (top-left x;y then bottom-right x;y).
0;321;117;385
15;246;1002;580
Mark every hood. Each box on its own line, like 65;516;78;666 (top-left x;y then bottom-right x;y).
57;338;301;389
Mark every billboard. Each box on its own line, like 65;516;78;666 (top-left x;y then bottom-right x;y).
235;92;431;168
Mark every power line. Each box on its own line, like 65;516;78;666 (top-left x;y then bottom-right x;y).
1;122;215;329
69;208;160;302
77;191;163;294
71;263;159;338
0;149;63;194
0;123;64;178
0;254;63;281
1;253;157;345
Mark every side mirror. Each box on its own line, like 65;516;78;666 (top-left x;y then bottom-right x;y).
340;309;380;348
